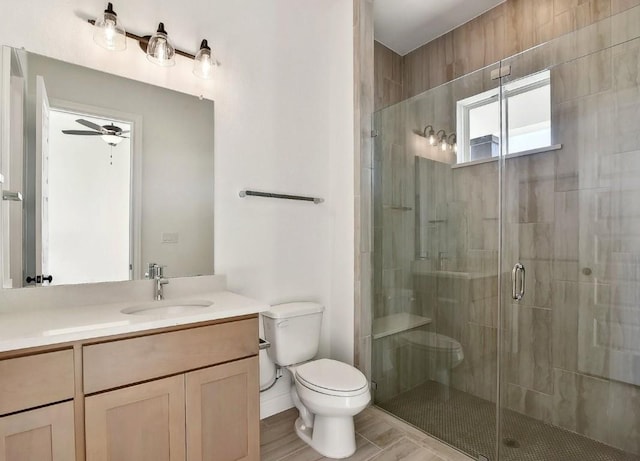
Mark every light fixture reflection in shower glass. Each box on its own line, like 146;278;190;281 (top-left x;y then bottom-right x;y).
93;2;126;51
448;133;457;153
423;125;436;145
437;130;448;151
146;23;176;67
193;40;216;79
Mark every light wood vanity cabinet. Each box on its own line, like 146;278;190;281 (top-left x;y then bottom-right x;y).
186;357;259;461
0;315;260;461
0;350;76;461
83;316;259;461
0;401;76;461
85;375;186;461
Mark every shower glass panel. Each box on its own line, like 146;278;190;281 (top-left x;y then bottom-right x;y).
371;62;501;460
372;5;640;461
499;8;640;461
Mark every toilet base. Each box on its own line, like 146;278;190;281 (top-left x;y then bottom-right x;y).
294;415;356;459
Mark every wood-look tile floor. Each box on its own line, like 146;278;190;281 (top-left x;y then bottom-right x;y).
260;406;473;461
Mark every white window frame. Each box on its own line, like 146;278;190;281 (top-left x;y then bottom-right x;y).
455;70;552;165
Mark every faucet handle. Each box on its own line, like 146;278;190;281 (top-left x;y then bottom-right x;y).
145;263;157;279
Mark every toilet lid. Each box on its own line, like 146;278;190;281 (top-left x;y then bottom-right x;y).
295;359;368;396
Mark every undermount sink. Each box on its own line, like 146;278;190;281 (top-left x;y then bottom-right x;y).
121;299;214;316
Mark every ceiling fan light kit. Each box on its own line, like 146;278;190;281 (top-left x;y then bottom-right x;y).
89;2;217;79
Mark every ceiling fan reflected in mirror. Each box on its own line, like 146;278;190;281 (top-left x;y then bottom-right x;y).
62;119;130;146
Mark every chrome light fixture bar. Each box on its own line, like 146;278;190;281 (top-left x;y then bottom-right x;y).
89;3;217;78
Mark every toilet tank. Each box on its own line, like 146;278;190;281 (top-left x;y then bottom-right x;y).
262;302;324;366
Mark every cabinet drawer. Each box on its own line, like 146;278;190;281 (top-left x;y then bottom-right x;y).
83;318;258;394
0;350;75;415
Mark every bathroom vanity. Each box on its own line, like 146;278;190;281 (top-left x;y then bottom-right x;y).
0;281;268;461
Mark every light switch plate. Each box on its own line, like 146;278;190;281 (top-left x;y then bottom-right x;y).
161;232;179;244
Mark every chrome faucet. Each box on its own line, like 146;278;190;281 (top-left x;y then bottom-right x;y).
147;263;169;301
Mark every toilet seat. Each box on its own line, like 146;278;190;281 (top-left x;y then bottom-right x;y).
294;359;369;397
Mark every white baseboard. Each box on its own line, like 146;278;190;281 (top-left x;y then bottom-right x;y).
260;391;294;419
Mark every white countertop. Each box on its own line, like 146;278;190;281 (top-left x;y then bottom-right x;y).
0;290;270;353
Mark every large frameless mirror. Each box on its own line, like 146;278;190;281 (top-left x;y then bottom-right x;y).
0;47;214;288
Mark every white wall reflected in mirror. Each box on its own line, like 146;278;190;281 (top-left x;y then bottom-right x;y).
48;110;132;285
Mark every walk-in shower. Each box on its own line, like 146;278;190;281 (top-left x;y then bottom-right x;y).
371;5;640;461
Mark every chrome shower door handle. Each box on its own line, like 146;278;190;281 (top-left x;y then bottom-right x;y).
512;263;525;300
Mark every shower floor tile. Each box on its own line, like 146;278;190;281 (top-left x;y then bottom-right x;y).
377;381;640;461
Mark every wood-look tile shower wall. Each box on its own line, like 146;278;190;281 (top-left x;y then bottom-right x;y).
375;0;640;110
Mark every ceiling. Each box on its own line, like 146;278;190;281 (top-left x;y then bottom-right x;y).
374;0;505;56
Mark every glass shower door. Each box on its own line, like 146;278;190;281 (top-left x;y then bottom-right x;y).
371;62;502;460
498;8;640;460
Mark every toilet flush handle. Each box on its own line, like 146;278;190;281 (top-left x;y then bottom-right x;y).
277;320;289;328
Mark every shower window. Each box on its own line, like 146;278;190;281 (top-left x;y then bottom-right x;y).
455;70;552;165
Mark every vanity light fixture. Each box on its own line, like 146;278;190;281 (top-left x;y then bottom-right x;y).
88;3;218;78
93;2;126;51
146;23;175;67
423;125;436;146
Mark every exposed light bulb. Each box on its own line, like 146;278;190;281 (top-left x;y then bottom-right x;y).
104;20;116;44
157;38;167;61
441;139;448;151
193;39;216;79
146;23;175;67
93;3;126;51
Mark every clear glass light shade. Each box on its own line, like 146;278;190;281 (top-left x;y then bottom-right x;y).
448;135;457;153
193;40;215;79
146;23;175;67
93;8;126;51
101;134;124;146
441;138;448;151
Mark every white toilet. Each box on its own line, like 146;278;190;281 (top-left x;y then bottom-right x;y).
400;330;464;386
262;302;371;459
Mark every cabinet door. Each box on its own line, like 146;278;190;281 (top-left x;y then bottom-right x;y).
186;357;259;461
85;374;185;461
0;401;75;461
